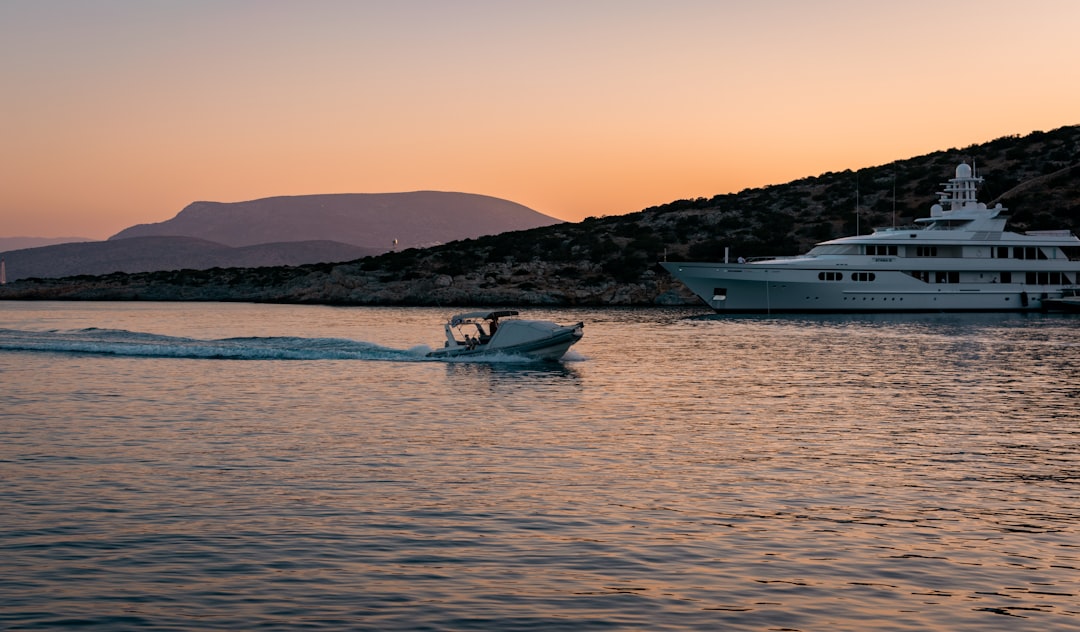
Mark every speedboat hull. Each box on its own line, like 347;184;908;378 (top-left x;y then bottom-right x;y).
427;312;583;361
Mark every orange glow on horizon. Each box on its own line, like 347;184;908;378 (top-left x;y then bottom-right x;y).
2;1;1079;239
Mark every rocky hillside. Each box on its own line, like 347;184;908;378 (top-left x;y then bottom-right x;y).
3;125;1078;306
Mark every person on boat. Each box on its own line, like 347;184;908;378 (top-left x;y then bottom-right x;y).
489;317;499;335
475;323;490;343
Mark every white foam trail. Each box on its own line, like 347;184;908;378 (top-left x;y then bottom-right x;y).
561;349;587;362
0;328;583;364
0;328;420;361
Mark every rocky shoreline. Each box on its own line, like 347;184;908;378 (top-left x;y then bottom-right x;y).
0;258;701;307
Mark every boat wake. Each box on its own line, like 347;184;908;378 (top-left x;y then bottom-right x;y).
0;328;573;363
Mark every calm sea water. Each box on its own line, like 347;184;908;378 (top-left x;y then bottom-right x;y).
1;301;1078;631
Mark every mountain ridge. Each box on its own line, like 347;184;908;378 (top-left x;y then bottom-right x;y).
0;236;381;282
0;237;94;251
110;191;561;248
2;191;559;282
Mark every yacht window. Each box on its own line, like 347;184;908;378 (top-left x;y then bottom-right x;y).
916;246;938;257
996;246;1009;259
1000;271;1012;283
817;271;843;281
1022;272;1067;285
1014;246;1047;260
1033;272;1067;285
865;245;898;256
852;272;876;282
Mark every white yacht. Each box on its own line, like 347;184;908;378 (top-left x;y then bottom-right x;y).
661;162;1080;313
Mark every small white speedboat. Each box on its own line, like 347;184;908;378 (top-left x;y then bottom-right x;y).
1041;287;1080;313
426;310;583;361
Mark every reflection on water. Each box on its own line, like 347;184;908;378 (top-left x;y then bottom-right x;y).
443;358;583;380
0;302;1078;631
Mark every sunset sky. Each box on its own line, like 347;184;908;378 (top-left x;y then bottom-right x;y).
3;0;1079;240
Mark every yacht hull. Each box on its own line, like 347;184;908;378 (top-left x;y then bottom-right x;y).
661;262;1060;313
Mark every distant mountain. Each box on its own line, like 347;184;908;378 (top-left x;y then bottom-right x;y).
110;191;561;248
1;191;558;281
0;236;379;282
0;236;94;251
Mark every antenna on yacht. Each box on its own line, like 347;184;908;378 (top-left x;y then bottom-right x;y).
892;171;897;228
855;172;860;235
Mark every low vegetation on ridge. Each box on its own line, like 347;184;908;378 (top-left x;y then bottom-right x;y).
3;125;1079;306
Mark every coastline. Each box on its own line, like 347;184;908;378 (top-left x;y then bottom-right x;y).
0;262;699;307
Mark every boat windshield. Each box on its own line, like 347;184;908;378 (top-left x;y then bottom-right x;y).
445;311;518;345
